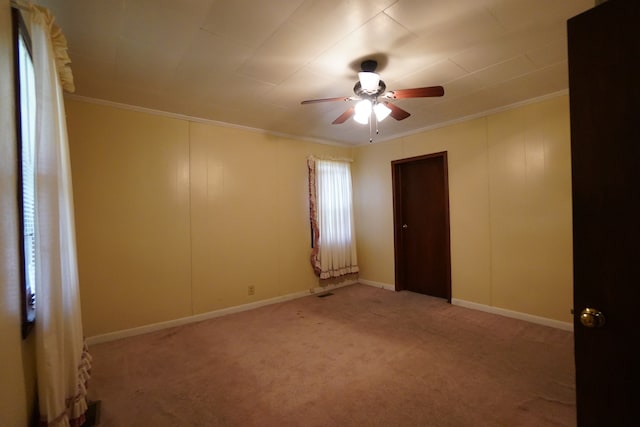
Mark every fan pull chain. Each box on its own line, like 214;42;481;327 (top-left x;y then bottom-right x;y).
369;112;380;143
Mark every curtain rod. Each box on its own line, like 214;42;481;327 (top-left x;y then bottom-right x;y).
308;155;354;163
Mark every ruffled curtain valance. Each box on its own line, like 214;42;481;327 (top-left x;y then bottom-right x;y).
11;0;74;92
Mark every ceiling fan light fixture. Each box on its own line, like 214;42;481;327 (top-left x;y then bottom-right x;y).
354;99;372;124
354;99;372;115
300;58;446;138
374;102;391;121
353;113;369;125
358;72;380;92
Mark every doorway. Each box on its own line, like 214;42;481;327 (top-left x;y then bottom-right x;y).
392;152;451;301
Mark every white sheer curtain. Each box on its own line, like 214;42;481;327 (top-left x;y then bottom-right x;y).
21;2;91;426
308;158;359;279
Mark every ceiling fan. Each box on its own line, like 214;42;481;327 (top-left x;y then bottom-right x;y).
301;59;445;130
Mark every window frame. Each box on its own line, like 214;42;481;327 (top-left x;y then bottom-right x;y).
12;6;36;339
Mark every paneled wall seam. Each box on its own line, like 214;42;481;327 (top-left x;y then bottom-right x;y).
484;117;494;307
188;120;194;316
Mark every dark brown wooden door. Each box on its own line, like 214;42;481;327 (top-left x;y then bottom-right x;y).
392;153;451;301
568;1;640;425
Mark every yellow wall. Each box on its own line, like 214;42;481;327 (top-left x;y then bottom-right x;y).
0;2;37;425
352;95;573;322
189;124;336;312
65;99;352;337
67;93;573;335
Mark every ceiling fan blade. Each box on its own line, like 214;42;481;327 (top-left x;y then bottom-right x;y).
332;107;355;124
385;86;444;99
383;102;411;121
301;96;353;104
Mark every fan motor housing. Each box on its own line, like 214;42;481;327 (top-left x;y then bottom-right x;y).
353;80;386;98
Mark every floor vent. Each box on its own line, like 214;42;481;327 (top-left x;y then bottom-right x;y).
317;292;334;298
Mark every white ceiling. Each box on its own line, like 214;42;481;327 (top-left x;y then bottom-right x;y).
37;0;594;146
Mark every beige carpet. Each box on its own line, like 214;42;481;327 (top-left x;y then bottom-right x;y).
87;284;575;426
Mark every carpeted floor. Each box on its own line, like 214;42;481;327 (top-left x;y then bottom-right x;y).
87;284;575;426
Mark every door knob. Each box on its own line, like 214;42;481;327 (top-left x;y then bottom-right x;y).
579;307;606;328
402;224;408;229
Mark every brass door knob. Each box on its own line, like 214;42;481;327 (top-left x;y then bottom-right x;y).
580;307;606;328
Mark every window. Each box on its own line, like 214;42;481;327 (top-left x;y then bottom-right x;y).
308;158;359;279
315;160;356;248
13;7;37;338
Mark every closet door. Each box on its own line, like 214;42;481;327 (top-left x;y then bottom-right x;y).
568;1;640;425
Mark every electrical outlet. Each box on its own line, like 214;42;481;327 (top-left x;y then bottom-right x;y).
248;285;255;296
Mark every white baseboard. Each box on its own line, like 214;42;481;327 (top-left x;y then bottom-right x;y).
451;298;573;331
87;280;571;345
86;280;357;346
309;279;357;294
358;280;571;331
358;279;396;291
